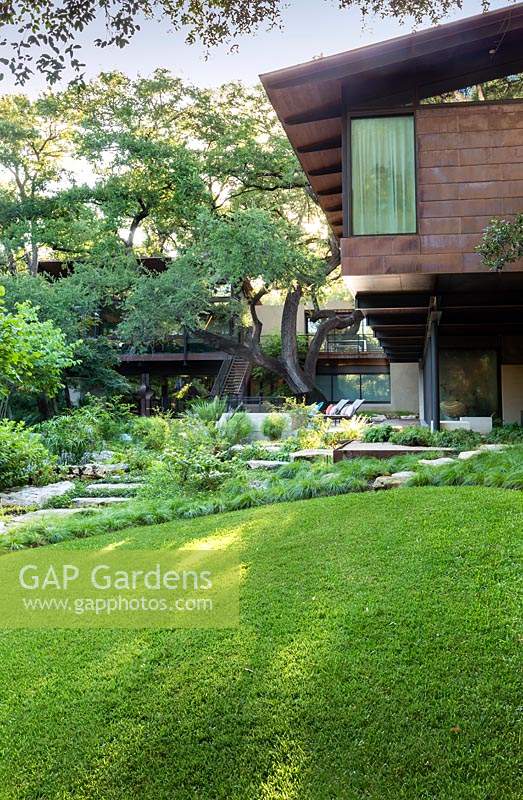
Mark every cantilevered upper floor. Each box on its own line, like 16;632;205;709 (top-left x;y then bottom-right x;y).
260;3;523;290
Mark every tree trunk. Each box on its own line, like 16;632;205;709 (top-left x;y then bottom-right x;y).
29;221;39;276
191;291;363;401
37;394;53;420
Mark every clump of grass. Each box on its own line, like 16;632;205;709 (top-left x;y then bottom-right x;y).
410;447;523;490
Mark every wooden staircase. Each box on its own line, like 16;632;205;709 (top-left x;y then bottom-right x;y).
211;356;251;400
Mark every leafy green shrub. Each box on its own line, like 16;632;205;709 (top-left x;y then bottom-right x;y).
0;420;56;490
390;426;435;447
132;415;172;451
187;397;226;423
432;428;481;449
262;412;288;441
143;448;240;495
37;405;104;463
84;396;133;441
222;412;253;445
487;423;523;444
363;424;394;443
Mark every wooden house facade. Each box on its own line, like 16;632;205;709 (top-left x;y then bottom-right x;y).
261;3;523;426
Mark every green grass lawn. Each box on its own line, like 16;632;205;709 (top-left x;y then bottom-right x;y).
0;487;521;799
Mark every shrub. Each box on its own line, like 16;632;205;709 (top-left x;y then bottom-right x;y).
132;415;172;451
363;424;394;443
222;412;253;445
262;412;288;441
85;396;133;441
37;405;104;463
282;397;318;428
390;426;435;447
324;415;369;446
0;420;55;490
296;414;331;449
432;428;481;449
187;397;226;423
487;423;523;444
143;447;240;495
236;442;286;461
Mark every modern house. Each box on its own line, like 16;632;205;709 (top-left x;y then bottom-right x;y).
261;3;523;427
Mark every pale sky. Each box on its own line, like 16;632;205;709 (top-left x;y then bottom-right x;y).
1;0;510;96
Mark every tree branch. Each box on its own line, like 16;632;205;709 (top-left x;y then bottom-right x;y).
304;310;363;381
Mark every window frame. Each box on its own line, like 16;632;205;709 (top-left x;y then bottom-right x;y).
343;109;419;238
316;370;391;404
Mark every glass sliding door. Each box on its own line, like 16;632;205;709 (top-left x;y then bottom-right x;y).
351;116;416;235
315;372;391;403
439;349;499;419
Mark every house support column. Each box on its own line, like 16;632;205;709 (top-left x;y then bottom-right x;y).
430;317;440;432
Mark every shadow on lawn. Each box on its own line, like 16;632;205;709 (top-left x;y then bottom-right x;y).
0;489;521;799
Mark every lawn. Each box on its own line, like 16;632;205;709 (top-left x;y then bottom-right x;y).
0;487;521;800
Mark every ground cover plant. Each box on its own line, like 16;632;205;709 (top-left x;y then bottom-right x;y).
0;487;521;799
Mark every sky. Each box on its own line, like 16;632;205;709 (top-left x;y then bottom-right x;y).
1;0;511;96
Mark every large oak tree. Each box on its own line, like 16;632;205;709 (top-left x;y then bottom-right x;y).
1;0;474;85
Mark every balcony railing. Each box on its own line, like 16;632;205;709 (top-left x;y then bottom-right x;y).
310;333;385;356
120;330;385;358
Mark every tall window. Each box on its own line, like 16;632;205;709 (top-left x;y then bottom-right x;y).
351;116;416;235
316;372;390;403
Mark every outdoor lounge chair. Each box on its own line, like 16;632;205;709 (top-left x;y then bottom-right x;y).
325;399;352;419
326;398;366;425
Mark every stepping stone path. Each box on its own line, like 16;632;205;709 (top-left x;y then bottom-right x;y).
247;460;288;470
418;457;456;467
84;482;144;493
0;470;146;533
290;448;332;462
73;497;131;507
0;480;74;509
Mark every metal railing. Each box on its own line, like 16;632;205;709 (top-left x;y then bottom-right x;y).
308;333;385;355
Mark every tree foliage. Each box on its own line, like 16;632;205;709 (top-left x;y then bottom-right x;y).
0;0;474;85
0;286;77;399
0;71;361;399
478;213;523;272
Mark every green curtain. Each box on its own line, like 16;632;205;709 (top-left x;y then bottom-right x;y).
351;116;416;235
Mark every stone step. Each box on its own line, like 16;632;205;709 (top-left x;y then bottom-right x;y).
290;449;333;462
84;482;144;493
73;497;132;507
67;463;129;479
0;481;74;509
418;457;456;467
246;460;289;470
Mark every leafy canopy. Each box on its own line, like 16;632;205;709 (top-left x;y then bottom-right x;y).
0;0;477;85
0;286;77;398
